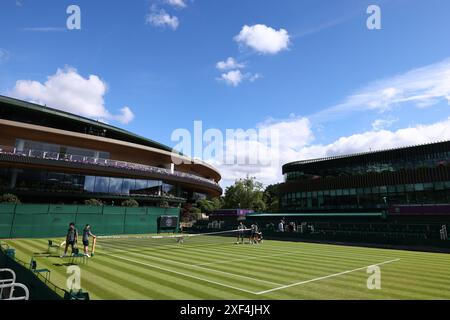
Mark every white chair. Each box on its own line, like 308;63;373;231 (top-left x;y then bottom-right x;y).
0;269;29;300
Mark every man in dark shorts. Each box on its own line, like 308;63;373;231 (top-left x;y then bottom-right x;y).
61;222;78;258
250;223;258;244
82;224;96;257
236;221;246;244
255;224;263;244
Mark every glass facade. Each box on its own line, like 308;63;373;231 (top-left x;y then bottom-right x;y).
15;139;110;159
0;167;172;198
280;143;450;212
281;182;450;211
284;151;450;182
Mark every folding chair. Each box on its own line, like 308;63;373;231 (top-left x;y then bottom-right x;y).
0;269;29;300
5;249;15;260
47;240;61;255
29;257;51;283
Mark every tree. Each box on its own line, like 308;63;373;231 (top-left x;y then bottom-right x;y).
84;199;103;206
1;193;21;204
196;197;224;213
223;176;266;211
159;200;169;208
121;199;139;207
180;203;202;222
263;184;280;212
189;207;202;214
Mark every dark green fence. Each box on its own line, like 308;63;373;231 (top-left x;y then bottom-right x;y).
0;204;179;238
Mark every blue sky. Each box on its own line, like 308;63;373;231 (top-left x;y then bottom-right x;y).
1;0;450;185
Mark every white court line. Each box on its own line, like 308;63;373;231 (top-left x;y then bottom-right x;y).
104;253;257;295
255;258;401;295
107;248;283;286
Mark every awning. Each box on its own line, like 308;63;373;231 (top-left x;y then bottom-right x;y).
247;212;384;218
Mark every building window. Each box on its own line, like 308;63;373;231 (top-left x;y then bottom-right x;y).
94;176;110;193
109;178;123;194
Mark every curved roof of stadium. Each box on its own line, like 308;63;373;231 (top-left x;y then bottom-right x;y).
283;139;450;171
0;94;176;153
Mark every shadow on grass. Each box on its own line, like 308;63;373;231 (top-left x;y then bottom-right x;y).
53;262;79;267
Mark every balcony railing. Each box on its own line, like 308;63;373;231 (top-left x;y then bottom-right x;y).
0;145;220;191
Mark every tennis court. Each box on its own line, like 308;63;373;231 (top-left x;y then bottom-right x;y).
3;231;450;300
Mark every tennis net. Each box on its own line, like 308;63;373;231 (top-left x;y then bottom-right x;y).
95;229;251;255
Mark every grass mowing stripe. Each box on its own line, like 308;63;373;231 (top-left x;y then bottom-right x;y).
91;256;214;299
7;240;398;292
77;258;179;299
18;241;239;299
97;254;252;300
256;243;401;261
115;243;395;288
99;241;247;266
103;252;258;295
194;250;300;267
5;240;134;299
255;258;400;295
5;238;450;300
191;250;397;282
265;241;450;262
117;248;284;287
11;240;192;299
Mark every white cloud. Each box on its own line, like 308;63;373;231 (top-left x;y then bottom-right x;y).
218;70;244;87
146;9;179;30
213;117;450;187
165;0;187;8
297;118;450;162
212;58;450;186
0;49;10;63
9;67;135;124
216;57;245;70
234;24;290;55
313;58;450;122
217;70;261;87
207;117;314;186
248;73;262;82
372;117;398;131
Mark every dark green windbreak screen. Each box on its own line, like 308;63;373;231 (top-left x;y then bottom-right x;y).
0;204;180;238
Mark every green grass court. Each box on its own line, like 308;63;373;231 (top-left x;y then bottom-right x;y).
3;235;450;300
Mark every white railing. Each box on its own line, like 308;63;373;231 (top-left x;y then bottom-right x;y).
0;269;29;300
0;145;220;190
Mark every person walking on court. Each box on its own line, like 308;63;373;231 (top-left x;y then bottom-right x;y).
236;221;246;244
61;222;78;258
82;224;96;257
250;223;258;244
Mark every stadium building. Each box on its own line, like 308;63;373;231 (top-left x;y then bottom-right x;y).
0;95;222;206
280;141;450;213
248;141;450;246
